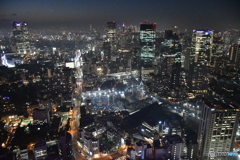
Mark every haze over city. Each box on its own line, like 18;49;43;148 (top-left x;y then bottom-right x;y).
1;0;240;31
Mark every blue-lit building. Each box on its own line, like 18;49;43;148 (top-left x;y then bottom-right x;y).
12;22;31;55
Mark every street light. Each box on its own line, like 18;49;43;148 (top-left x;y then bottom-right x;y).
107;95;110;106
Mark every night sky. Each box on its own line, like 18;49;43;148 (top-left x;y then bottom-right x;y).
1;0;240;31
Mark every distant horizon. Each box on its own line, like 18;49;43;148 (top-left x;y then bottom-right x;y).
1;0;240;34
1;21;238;34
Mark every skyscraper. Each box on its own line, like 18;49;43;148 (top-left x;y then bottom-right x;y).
107;21;116;52
139;23;156;65
139;22;156;82
188;30;213;93
229;44;239;63
191;30;213;63
198;99;240;159
12;22;30;55
170;57;181;89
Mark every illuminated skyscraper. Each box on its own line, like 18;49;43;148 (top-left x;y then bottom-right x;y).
139;23;156;65
107;21;116;52
229;44;239;63
198;99;240;159
170;55;181;89
139;22;156;82
12;22;30;55
226;44;240;71
188;30;213;93
191;30;213;63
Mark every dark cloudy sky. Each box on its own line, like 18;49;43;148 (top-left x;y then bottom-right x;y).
1;0;240;31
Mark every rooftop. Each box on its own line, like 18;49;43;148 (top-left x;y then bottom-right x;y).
202;97;240;110
165;135;183;144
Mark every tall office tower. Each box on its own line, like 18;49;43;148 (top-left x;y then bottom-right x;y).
162;52;181;77
103;42;111;61
223;30;232;55
228;44;240;65
188;30;213;93
181;47;191;70
170;60;181;89
107;21;116;52
211;31;224;66
139;23;156;81
140;23;156;65
198;99;240;159
226;44;240;72
191;30;213;64
12;22;30;55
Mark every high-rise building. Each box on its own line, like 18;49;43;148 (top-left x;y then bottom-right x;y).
102;42;111;61
139;23;156;65
160;52;182;89
170;61;181;89
12;22;30;55
228;44;240;65
191;30;213;63
197;99;240;159
187;62;209;93
223;30;232;55
139;23;156;82
188;30;213;93
107;21;116;52
107;21;116;39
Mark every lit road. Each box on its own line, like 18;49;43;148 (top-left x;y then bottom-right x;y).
69;90;87;160
69;49;90;160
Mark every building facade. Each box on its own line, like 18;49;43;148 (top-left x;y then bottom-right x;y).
139;23;156;82
139;23;156;66
198;100;240;159
188;30;213;93
12;22;31;55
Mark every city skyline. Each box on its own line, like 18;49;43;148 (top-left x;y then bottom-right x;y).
1;0;240;31
1;1;240;159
